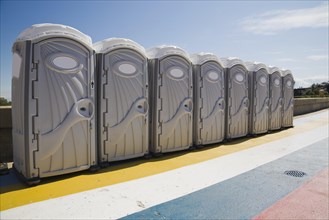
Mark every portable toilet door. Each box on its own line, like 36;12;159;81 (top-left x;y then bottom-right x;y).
268;66;283;130
282;69;294;128
147;46;193;154
246;62;270;135
93;38;149;163
12;24;96;183
222;58;249;139
190;53;225;146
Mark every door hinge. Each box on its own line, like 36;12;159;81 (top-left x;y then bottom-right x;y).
32;132;39;142
32;62;38;70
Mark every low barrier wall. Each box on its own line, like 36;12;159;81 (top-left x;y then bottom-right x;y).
294;98;329;116
1;98;328;162
0;107;13;163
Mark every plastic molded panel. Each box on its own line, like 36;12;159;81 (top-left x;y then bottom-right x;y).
16;23;92;48
194;61;225;145
249;68;269;134
152;55;193;153
282;71;294;127
221;57;245;69
94;38;146;57
269;71;283;130
100;48;149;162
147;45;190;61
12;42;28;177
226;65;249;139
190;52;223;66
32;39;95;178
12;38;96;180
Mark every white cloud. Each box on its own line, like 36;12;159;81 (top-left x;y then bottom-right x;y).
294;75;329;88
307;55;329;61
241;3;328;35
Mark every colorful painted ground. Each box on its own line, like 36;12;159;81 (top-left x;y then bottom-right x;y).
0;109;328;219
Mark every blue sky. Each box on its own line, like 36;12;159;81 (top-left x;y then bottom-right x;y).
1;1;328;100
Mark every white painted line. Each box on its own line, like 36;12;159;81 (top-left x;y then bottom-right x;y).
2;123;328;220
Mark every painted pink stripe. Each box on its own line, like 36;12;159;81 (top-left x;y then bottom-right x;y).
253;167;329;220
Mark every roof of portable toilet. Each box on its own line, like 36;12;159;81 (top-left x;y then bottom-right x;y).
93;38;146;56
190;52;224;67
16;23;92;48
245;61;269;73
281;69;293;78
221;57;246;69
268;66;282;75
146;45;190;61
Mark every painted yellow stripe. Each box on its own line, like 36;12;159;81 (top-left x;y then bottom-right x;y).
1;112;328;211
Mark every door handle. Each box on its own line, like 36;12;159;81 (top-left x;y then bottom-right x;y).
183;98;193;112
77;98;94;119
136;98;148;115
244;98;249;108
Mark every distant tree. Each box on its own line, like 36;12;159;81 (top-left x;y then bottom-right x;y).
311;83;316;91
322;81;329;93
298;81;329;97
0;97;11;106
305;90;314;96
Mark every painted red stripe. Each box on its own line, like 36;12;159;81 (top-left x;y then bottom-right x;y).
253;167;329;220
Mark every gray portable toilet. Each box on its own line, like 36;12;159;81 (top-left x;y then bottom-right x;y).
12;24;96;183
94;38;149;163
222;57;249;140
147;46;193;154
190;53;225;146
245;62;270;135
268;66;283;130
282;69;294;128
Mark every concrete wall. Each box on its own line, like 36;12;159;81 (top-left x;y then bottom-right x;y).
0;106;13;162
1;98;328;162
294;98;329;116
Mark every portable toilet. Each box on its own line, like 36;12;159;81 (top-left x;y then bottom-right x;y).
190;53;225;147
245;62;270;135
93;38;149;164
268;66;283;130
222;57;249;140
281;69;294;128
12;24;96;184
147;46;193;154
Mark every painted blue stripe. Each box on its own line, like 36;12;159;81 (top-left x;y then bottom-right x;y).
122;137;329;219
0;169;20;187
